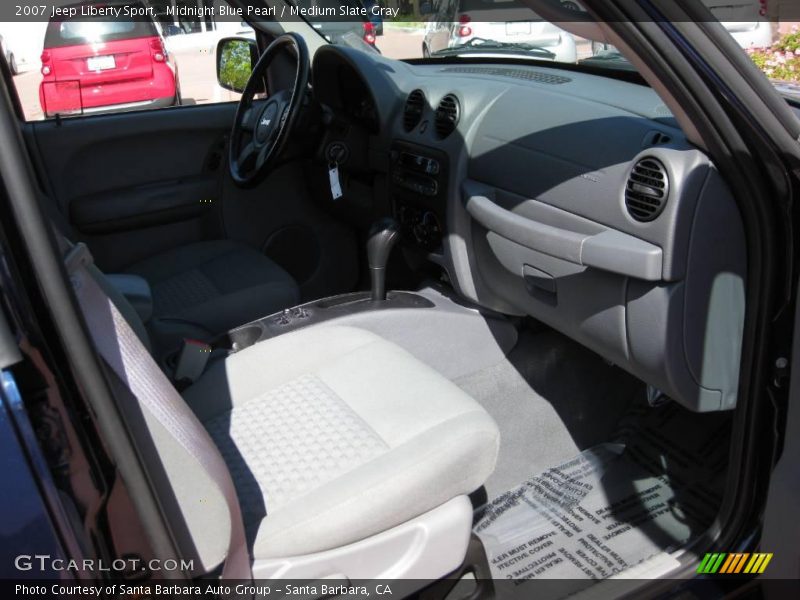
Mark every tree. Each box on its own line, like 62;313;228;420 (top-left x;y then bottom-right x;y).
219;40;252;91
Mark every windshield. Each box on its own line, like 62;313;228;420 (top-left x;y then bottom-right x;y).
293;0;796;89
1;0;795;122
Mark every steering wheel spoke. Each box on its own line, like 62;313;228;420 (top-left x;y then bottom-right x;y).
228;33;309;188
255;143;272;170
240;102;263;131
237;141;258;171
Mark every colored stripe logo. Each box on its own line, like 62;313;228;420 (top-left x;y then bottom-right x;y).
697;552;773;574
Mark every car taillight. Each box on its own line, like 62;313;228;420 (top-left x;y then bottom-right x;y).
363;22;376;46
458;14;472;38
40;51;52;76
149;37;166;62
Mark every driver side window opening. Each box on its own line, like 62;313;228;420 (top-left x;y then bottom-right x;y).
5;0;246;121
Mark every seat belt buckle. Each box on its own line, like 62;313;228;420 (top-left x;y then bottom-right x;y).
174;339;212;385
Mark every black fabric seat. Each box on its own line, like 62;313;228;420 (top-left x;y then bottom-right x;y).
125;240;299;352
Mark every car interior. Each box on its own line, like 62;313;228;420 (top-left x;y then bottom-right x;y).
2;0;756;594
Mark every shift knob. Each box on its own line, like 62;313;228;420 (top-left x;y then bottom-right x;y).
367;218;401;301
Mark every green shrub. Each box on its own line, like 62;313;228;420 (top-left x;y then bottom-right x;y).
219;41;252;92
747;29;800;82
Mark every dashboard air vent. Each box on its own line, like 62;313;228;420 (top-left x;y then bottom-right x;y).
625;158;669;222
403;89;425;132
435;94;460;139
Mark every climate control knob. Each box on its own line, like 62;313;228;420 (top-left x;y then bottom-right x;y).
413;211;442;250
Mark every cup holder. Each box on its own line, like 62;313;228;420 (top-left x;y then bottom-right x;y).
228;324;263;351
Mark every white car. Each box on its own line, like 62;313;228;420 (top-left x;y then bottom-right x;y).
589;0;773;55
423;0;577;62
707;0;772;48
0;23;44;75
720;20;773;49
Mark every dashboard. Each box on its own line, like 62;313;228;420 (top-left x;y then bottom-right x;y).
337;65;379;133
310;46;746;414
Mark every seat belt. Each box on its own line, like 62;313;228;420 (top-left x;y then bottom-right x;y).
174;339;213;387
64;242;251;582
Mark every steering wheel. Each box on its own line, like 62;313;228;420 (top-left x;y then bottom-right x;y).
229;33;309;188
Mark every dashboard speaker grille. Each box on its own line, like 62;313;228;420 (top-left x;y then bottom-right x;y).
403;89;425;132
441;66;571;85
625;158;669;222
435;94;460;139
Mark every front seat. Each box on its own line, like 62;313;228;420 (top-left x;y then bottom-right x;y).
123;239;299;351
69;243;499;582
184;324;499;564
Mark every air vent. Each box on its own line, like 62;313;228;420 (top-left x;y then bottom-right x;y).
435;94;460;139
625;158;669;222
403;89;425;132
641;130;672;148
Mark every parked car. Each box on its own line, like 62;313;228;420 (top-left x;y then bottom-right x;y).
0;34;17;75
591;14;772;60
38;0;179;118
297;0;380;50
362;0;385;36
422;0;577;62
706;0;773;48
590;0;772;57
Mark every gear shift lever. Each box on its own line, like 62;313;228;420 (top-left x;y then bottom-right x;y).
367;218;401;301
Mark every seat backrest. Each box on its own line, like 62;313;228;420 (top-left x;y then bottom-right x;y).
50;223;152;354
87;262;153;354
65;242;249;578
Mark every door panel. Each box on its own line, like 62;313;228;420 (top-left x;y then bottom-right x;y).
70;172;219;235
24;102;359;300
27;103;232;271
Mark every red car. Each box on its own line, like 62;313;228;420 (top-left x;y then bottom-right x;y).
39;1;178;118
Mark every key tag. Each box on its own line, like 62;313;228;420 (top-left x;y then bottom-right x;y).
328;161;343;201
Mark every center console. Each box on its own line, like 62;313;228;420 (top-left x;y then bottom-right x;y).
219;217;433;350
389;141;448;252
222;290;434;351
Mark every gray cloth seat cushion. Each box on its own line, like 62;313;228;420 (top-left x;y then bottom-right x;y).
182;324;500;559
125;240;299;343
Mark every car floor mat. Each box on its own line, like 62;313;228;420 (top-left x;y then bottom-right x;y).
474;402;731;589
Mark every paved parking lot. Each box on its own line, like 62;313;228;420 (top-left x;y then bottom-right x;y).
379;26;425;59
12;27;588;121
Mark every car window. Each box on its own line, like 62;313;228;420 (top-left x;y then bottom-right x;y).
3;0;247;121
44;15;157;48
